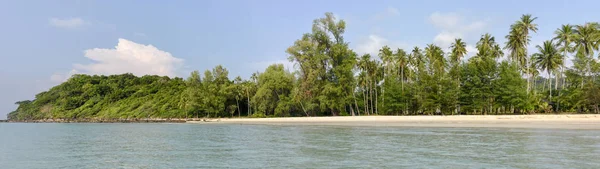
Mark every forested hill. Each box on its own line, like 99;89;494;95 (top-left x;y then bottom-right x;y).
8;12;600;121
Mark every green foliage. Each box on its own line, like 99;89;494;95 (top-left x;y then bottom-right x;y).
7;13;600;121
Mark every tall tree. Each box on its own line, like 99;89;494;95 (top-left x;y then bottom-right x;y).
573;22;600;85
553;24;575;89
533;40;563;99
379;46;393;110
450;38;468;114
505;14;538;92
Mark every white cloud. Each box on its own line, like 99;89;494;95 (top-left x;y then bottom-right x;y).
354;34;410;56
49;17;87;29
466;45;478;57
428;12;487;57
66;38;183;77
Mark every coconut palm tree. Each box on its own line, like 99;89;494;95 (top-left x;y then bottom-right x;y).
425;44;446;75
379;46;393;109
358;54;372;115
395;48;408;91
505;25;527;65
533;40;563;99
477;33;503;58
450;38;467;115
573;22;600;85
505;14;538;92
518;14;539;37
450;38;467;64
553;24;575;89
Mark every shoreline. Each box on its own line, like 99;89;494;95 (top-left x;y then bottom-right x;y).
4;115;600;129
188;115;600;129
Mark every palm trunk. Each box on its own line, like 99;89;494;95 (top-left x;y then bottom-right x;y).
236;99;240;118
375;86;379;115
382;70;385;112
353;87;359;116
300;101;309;117
247;89;251;117
369;79;374;115
543;76;547;91
548;70;552;100
401;66;404;92
555;70;559;91
363;87;368;116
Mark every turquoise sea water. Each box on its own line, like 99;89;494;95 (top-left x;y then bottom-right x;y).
1;123;599;168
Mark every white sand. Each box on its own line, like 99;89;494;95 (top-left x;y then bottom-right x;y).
187;115;600;129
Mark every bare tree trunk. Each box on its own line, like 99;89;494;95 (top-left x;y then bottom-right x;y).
375;85;379;115
364;88;368;116
236;99;240;118
369;81;374;114
555;70;559;91
300;101;309;117
543;76;547;91
549;71;552;100
401;67;404;92
526;57;530;92
353;86;360;116
382;71;385;112
247;89;251;117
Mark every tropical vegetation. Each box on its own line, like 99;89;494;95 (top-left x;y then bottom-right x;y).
7;13;600;121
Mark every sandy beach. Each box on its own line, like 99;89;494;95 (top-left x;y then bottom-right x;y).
188;115;600;129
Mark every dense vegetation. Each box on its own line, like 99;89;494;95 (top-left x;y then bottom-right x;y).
8;13;600;121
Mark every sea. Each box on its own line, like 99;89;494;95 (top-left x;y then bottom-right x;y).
1;123;599;168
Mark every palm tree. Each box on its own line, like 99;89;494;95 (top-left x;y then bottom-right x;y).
518;14;539;37
395;48;408;91
505;24;527;65
358;54;372;115
477;33;503;58
379;46;393;109
410;47;424;114
450;39;467;63
533;40;563;99
425;44;446;75
505;14;538;92
411;47;425;74
425;44;446;114
573;22;600;85
553;24;575;90
450;38;467;115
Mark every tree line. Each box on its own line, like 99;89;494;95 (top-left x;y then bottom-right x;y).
8;13;600;121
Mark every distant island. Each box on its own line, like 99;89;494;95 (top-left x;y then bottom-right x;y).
7;13;600;122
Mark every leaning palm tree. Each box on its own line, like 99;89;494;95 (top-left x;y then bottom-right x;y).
533;40;563;99
553;24;575;89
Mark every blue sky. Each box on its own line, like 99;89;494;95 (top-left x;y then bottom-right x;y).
0;0;598;119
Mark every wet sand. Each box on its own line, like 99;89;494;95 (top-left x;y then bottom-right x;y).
188;115;600;129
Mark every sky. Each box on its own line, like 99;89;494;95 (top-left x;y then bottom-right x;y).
1;0;598;119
